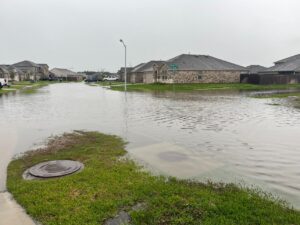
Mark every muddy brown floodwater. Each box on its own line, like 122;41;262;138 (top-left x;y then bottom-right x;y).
0;83;300;208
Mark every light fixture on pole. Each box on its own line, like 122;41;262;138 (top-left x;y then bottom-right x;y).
119;39;127;91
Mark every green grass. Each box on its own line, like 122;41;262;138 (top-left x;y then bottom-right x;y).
7;131;300;225
110;83;300;93
0;81;52;95
95;81;125;86
19;81;52;94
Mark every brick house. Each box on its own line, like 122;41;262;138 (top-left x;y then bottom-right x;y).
154;54;246;84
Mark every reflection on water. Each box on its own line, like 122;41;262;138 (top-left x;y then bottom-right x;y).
0;83;300;208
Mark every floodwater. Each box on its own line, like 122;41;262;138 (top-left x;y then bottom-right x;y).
0;83;300;208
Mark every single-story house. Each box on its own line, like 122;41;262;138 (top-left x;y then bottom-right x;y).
256;54;300;84
146;54;247;84
129;61;165;83
129;63;145;83
50;68;85;81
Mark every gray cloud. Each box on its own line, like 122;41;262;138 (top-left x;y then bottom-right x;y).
1;0;300;71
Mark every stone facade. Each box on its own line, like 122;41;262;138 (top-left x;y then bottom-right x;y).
156;70;241;84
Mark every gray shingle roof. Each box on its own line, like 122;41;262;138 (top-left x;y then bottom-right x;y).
165;54;246;71
12;60;39;68
131;63;146;73
132;61;165;73
50;68;81;77
38;64;49;69
263;58;300;72
0;65;26;75
274;54;300;64
118;67;133;74
8;66;25;74
245;65;267;73
0;65;9;73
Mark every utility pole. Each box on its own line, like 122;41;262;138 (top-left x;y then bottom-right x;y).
119;39;127;91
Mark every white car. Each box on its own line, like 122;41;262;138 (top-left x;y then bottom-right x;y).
0;78;9;87
103;77;118;81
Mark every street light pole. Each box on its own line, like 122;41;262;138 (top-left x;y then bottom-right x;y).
120;39;127;91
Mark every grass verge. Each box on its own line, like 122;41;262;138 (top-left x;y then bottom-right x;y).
0;81;52;95
7;131;300;225
110;83;300;93
94;81;125;86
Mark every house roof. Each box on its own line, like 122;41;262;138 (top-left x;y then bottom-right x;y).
132;61;165;73
131;63;146;73
118;67;133;74
165;54;246;71
0;65;26;75
263;58;300;72
38;64;49;69
142;61;165;72
274;54;300;64
12;60;40;68
245;65;267;73
8;66;25;74
0;65;9;73
50;68;81;77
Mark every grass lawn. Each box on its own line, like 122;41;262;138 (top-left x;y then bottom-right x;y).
7;131;300;225
0;81;52;95
110;83;300;92
94;81;125;86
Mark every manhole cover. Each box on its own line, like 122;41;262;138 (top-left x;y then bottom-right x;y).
28;160;83;178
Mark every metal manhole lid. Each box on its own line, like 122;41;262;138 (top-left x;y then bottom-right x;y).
28;160;83;178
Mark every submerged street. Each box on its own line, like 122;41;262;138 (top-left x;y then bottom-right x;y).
1;83;300;208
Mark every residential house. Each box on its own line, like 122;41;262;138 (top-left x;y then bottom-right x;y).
257;54;300;84
128;61;166;83
128;63;146;83
12;60;49;81
139;61;165;83
149;54;247;84
50;68;85;81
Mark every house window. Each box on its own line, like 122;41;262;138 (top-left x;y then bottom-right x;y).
198;75;202;80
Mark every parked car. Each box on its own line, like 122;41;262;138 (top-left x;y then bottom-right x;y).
103;77;118;81
0;78;9;87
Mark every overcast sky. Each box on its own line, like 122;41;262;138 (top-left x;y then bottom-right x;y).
1;0;300;72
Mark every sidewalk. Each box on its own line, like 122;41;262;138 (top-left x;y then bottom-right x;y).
0;192;36;225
